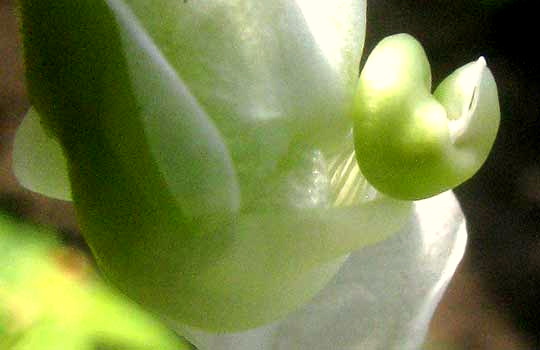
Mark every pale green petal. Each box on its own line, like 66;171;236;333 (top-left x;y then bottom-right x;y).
108;0;242;216
16;0;366;209
12;107;71;201
18;0;411;333
123;0;365;130
178;191;466;350
167;198;411;330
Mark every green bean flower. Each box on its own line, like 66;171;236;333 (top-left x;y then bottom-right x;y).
13;0;498;348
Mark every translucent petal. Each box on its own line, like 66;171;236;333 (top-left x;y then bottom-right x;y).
179;191;466;350
12;107;71;201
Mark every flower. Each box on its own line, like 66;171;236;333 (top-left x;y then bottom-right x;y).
13;0;491;348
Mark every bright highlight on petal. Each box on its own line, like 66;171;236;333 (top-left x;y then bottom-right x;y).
435;56;500;157
296;0;366;79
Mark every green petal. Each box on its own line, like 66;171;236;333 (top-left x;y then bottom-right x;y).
12;107;71;201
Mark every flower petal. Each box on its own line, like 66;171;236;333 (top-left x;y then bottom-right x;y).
16;0;367;211
120;0;366;207
18;0;241;216
164;198;411;330
12;107;71;201
179;191;466;350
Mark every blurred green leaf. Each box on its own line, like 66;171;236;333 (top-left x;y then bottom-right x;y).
0;213;189;350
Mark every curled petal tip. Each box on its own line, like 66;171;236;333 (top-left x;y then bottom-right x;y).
447;56;487;144
353;34;500;200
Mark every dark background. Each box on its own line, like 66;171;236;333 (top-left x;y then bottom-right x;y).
1;1;539;348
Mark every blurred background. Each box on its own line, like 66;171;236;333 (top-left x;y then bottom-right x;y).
1;0;539;349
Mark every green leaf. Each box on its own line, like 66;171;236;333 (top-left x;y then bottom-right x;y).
20;0;241;217
0;214;188;350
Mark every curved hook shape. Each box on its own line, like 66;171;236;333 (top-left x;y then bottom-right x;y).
353;33;500;200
